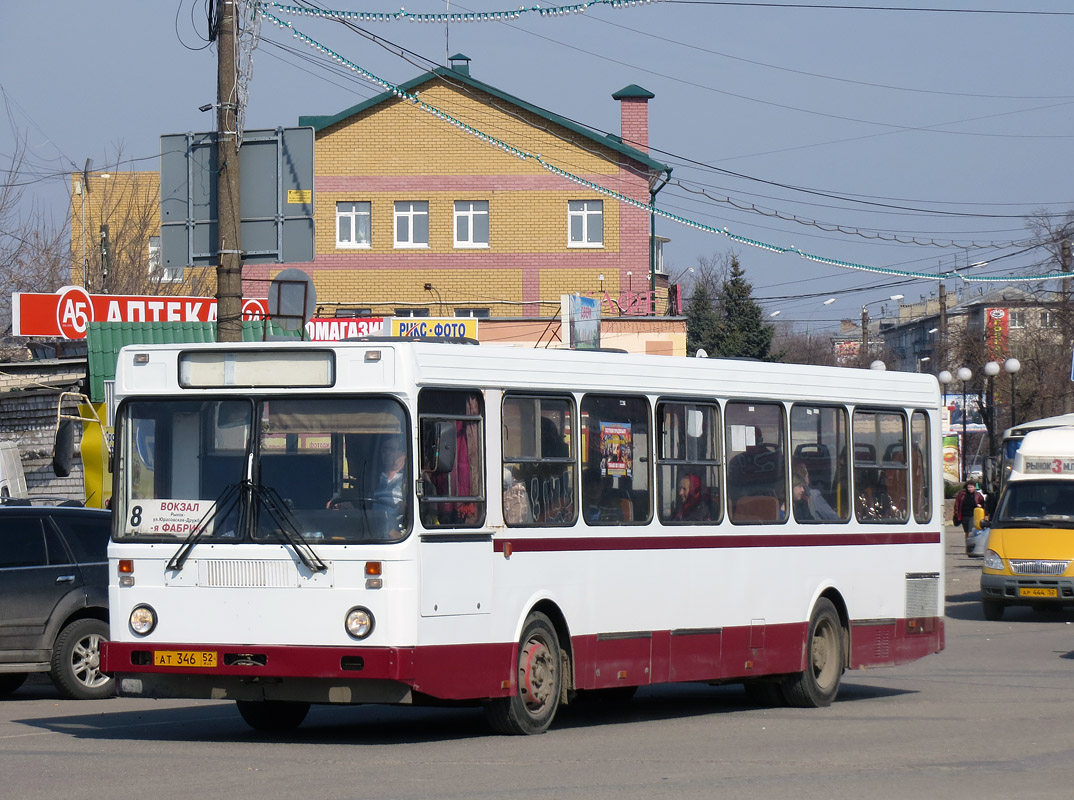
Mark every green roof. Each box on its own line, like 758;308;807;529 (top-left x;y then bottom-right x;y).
86;321;303;401
299;66;671;176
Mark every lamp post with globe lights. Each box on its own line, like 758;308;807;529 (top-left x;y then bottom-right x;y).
1005;358;1021;428
956;367;972;480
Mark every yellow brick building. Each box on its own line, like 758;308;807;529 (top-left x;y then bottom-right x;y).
70;56;686;353
247;56;679;330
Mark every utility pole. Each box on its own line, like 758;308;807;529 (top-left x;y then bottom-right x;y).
216;0;243;342
860;306;869;364
938;281;948;371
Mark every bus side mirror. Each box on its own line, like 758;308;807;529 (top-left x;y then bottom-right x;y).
431;421;456;474
53;419;74;478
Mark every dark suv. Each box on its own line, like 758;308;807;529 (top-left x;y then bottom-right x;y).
0;501;113;699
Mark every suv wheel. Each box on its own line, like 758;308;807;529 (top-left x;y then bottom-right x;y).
50;619;114;700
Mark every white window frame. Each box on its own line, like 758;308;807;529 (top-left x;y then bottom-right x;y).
336;201;371;249
568;200;603;248
1041;310;1057;328
454;308;490;318
148;235;183;283
1009;310;1026;329
394;201;429;249
454;200;489;249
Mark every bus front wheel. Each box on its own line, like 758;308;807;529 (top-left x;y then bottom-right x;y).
485;612;562;735
236;700;310;732
782;598;844;708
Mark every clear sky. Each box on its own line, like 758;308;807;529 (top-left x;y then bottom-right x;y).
3;1;1071;332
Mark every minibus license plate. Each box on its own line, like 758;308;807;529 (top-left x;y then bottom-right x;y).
1018;587;1058;598
154;650;217;668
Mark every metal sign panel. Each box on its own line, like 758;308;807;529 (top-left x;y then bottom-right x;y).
160;127;314;268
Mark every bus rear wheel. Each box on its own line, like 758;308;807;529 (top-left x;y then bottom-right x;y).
236;700;310;732
782;598;844;708
485;612;562;735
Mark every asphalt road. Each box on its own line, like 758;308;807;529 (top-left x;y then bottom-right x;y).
3;525;1073;800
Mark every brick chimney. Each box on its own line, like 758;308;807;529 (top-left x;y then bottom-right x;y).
612;84;655;153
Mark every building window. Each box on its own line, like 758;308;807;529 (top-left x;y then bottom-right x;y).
336;202;371;248
148;235;182;283
454;308;490;318
568;200;603;248
394;201;429;248
454;201;489;248
1009;310;1026;329
395;308;430;317
1041;310;1057;328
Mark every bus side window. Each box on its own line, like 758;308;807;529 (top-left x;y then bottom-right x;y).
418;389;486;528
853;409;909;523
502;395;576;526
790;404;850;524
725;402;786;525
911;411;931;523
657;401;721;524
580;393;651;525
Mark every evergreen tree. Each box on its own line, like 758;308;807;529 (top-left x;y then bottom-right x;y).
685;282;720;356
710;254;776;360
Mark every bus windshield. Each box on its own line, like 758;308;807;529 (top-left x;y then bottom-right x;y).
994;479;1074;529
114;396;411;544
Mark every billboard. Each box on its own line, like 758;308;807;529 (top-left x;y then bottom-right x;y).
12;287;270;339
984;307;1009;359
561;293;601;349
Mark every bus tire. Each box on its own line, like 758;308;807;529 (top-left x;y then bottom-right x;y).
235;700;310;732
982;600;1005;621
485;612;562;735
781;598;843;708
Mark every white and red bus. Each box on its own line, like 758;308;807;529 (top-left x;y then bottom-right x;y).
101;341;943;734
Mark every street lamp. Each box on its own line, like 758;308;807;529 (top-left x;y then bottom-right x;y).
957;366;972;480
918;356;931;372
938;370;953;432
1005;358;1021;428
861;294;904;362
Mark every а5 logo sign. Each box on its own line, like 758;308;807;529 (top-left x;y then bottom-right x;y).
56;286;93;339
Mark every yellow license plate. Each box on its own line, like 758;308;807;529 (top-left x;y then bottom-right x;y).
1019;587;1058;598
153;650;218;668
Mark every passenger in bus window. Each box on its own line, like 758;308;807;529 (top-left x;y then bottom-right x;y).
372;434;408;521
883;449;908;516
792;465;839;521
674;473;710;521
583;468;630;522
503;467;533;525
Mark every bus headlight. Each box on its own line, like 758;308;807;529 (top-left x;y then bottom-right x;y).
129;604;157;636
345;607;375;639
983;550;1004;571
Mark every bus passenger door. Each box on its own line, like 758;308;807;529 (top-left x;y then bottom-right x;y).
416;389;492;618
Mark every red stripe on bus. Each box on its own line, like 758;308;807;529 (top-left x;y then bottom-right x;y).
493;530;941;553
103;615;943;702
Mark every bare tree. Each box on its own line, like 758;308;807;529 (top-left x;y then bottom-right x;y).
773;324;837;366
73;151;215;298
0;117;69;354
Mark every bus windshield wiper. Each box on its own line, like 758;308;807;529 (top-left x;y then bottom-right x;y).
254;484;328;573
166;483;241;572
